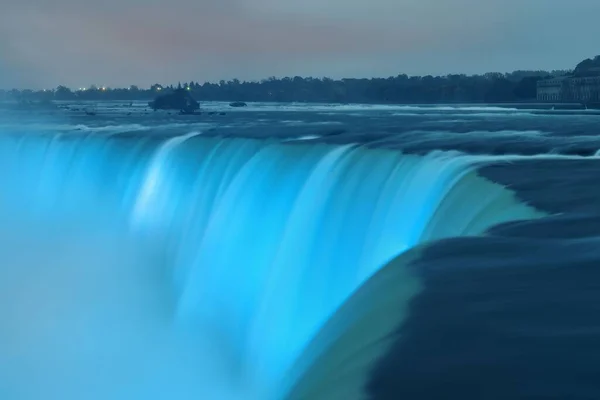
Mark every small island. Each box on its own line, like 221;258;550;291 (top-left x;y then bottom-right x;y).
149;88;200;113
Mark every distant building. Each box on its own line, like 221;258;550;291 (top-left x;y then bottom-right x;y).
537;77;566;102
537;76;600;103
564;76;600;103
537;56;600;104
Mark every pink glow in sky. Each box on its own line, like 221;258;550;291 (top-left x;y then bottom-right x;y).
1;0;599;88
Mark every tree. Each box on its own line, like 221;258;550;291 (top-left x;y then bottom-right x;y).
55;85;74;100
513;77;542;100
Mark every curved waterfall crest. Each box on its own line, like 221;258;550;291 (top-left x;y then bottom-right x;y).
0;132;543;399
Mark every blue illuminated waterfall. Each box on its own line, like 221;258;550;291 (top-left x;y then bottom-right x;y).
0;132;542;400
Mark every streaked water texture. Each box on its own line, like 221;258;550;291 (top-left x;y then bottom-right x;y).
0;125;542;399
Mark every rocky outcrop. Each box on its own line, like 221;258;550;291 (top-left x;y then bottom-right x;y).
149;89;200;112
229;101;247;108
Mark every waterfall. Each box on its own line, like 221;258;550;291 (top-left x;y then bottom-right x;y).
0;132;542;399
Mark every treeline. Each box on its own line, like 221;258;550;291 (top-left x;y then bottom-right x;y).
1;70;571;104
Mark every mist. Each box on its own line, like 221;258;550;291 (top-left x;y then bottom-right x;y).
0;210;254;400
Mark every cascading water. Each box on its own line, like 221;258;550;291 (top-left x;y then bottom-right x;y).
0;131;543;400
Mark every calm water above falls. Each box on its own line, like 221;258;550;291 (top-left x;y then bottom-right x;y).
1;102;600;400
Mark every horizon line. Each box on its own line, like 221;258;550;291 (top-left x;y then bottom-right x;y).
0;68;574;92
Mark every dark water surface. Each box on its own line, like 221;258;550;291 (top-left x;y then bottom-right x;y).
372;158;600;399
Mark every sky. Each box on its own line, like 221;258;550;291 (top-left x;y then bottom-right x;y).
1;0;599;88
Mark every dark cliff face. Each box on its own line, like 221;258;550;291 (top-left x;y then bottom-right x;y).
149;89;200;111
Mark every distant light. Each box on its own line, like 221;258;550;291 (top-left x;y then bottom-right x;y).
157;87;162;91
186;86;191;91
